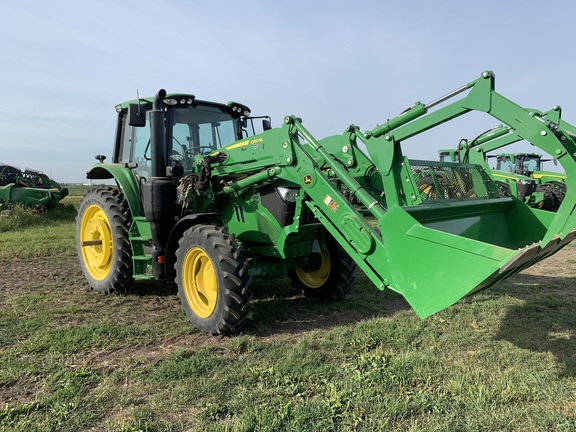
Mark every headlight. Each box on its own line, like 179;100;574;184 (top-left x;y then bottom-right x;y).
276;187;299;203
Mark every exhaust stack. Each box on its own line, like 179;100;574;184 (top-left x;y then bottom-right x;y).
142;89;176;279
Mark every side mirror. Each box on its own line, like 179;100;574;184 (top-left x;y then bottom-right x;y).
128;103;146;127
262;119;272;131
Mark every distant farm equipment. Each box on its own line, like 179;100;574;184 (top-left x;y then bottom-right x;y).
490;152;567;211
0;163;68;210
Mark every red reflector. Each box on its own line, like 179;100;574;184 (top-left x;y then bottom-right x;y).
157;255;166;264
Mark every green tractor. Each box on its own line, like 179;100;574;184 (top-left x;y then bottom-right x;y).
77;71;576;335
0;164;68;210
438;149;546;209
491;152;567;211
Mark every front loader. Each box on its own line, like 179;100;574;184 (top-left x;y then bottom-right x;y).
77;71;576;335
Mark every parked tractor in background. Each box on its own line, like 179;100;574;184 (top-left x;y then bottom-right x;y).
443;112;571;213
438;148;546;209
491;152;567;211
0;164;68;210
77;71;576;335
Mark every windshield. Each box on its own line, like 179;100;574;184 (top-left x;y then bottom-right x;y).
439;151;459;163
170;105;238;158
516;155;540;173
496;156;514;172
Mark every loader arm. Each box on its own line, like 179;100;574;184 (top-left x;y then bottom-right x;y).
210;71;576;318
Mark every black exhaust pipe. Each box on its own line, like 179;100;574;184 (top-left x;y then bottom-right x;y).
142;89;176;279
150;89;167;177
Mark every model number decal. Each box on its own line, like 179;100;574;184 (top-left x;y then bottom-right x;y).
250;137;263;145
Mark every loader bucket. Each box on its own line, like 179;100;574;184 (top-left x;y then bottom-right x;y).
376;162;576;318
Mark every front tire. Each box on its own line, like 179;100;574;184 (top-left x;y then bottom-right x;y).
76;187;133;293
175;225;252;335
288;235;357;300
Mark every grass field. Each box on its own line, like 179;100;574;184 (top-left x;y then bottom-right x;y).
1;189;575;431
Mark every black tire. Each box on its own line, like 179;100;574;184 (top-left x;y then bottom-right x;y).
536;184;560;212
541;192;556;211
548;186;565;211
288;235;357;300
76;187;133;293
175;225;252;335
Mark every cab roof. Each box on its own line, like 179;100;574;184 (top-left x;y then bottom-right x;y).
115;93;250;118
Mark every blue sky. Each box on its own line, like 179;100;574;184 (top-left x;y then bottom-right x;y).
1;0;574;183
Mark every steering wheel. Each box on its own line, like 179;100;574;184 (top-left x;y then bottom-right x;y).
185;147;214;156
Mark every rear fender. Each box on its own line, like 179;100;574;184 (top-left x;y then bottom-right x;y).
87;164;141;217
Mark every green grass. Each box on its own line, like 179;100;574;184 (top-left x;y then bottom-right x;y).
1;203;576;431
61;185;92;208
0;204;78;259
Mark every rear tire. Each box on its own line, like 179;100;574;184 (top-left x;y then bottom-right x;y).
76;187;133;293
288;235;356;300
536;184;560;212
175;225;252;335
548;186;565;211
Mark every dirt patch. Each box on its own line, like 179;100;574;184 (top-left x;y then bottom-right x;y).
0;256;84;294
0;378;39;407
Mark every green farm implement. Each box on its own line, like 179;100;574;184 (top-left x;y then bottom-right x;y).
0;164;68;210
77;71;576;334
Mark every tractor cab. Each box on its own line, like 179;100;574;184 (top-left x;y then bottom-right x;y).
438;149;460;163
113;94;269;181
495;153;542;177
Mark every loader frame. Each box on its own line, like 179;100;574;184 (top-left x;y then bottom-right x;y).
203;70;576;316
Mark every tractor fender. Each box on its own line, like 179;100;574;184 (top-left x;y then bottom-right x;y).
86;164;141;217
165;213;224;270
548;180;568;192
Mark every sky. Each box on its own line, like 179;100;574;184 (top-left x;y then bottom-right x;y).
1;0;575;183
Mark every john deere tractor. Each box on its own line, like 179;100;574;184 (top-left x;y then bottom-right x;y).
438;148;546;209
77;71;576;335
492;152;567;211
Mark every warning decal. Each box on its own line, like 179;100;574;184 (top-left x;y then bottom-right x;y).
323;195;339;212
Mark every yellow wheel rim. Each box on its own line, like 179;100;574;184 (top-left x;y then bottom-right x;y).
182;247;217;318
294;248;331;289
79;204;113;280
